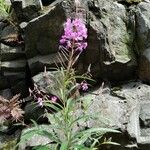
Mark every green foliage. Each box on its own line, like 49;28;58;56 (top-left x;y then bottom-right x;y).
0;0;11;17
17;16;120;150
18;64;120;150
2;140;17;150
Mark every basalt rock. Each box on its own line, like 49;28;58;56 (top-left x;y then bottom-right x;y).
24;0;137;81
80;0;137;80
136;1;150;83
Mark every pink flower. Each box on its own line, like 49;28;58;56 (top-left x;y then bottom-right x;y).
51;96;58;103
80;81;88;91
60;18;87;52
37;97;43;106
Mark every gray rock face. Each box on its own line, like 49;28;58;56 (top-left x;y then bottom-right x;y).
140;103;150;128
18;125;52;150
136;1;150;82
83;81;150;149
82;0;137;80
24;0;137;80
24;3;66;58
0;25;27;96
11;0;42;22
17;81;150;149
24;2;66;76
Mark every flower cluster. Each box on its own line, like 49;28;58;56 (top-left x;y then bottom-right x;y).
79;81;88;91
60;18;87;52
29;84;58;107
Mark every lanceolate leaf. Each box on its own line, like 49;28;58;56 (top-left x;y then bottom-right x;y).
32;145;50;150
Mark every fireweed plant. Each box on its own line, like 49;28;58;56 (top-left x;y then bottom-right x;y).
18;18;119;150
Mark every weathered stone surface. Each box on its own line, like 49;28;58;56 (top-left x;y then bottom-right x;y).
11;0;42;22
18;125;52;150
136;1;150;83
24;2;66;59
22;5;41;22
0;22;7;35
11;80;29;97
0;25;18;41
82;0;137;80
32;71;63;97
117;0;143;3
28;53;59;76
0;44;25;61
18;81;150;149
0;88;13;99
1;59;26;72
22;0;43;9
0;76;10;90
140;103;150;128
82;81;150;149
24;102;47;123
24;0;137;81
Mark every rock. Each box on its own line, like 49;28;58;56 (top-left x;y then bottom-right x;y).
82;0;137;80
22;5;41;22
24;2;66;59
136;1;150;82
18;81;150;149
117;0;143;3
0;129;21;150
42;0;55;6
0;25;18;41
4;71;26;85
11;0;42;22
24;1;66;75
140;103;150;128
18;125;52;150
81;81;150;149
24;0;137;81
0;44;25;61
22;0;43;9
24;102;47;123
0;76;10;90
32;71;62;96
11;80;29;97
1;59;26;72
28;53;59;76
0;88;13;99
0;22;7;35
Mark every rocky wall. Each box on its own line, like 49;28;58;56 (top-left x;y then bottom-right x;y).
1;0;150;149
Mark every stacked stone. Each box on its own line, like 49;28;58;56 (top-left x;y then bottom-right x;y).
0;23;27;97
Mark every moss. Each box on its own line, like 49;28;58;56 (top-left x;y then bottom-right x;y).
2;140;17;150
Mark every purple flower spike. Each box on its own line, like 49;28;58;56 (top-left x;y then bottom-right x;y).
60;18;87;52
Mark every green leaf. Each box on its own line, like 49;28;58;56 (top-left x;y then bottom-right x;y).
77;133;91;145
74;145;97;150
32;145;50;150
30;119;38;127
74;128;120;143
17;128;39;146
36;129;61;143
44;102;62;112
60;142;68;150
66;98;74;112
70;115;90;128
66;84;79;97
